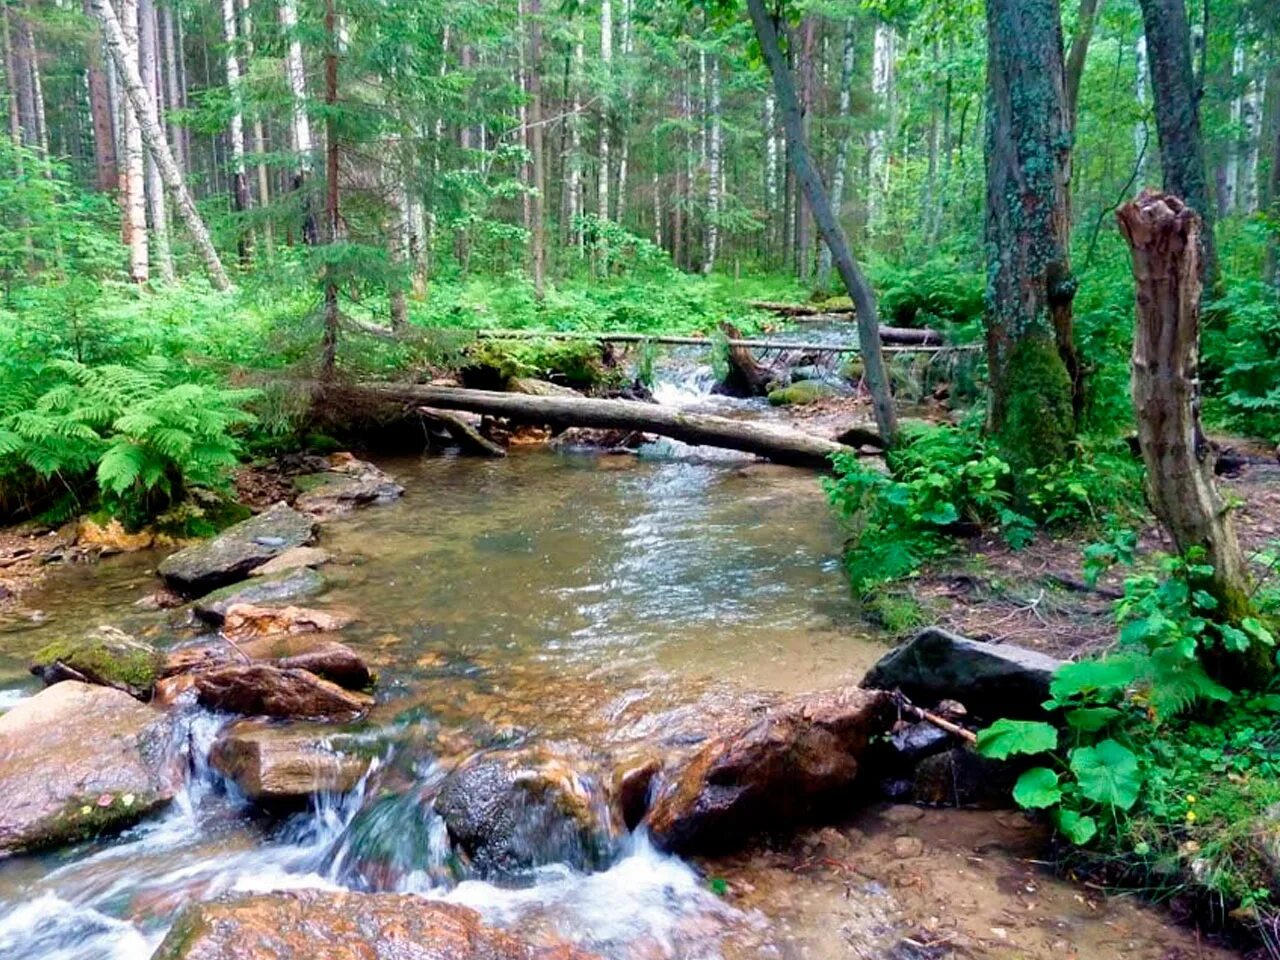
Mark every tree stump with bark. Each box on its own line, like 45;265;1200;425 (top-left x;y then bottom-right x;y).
1117;190;1269;684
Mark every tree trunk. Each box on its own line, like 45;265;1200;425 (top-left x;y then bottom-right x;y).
361;384;857;470
221;0;251;264
279;0;315;245
525;0;545;298
764;93;778;262
868;23;895;235
1117;190;1269;686
745;0;897;445
84;0;118;192
817;18;855;294
139;0;174;281
703;55;720;275
11;12;36;148
1241;66;1263;215
23;7;48;161
597;0;611;224
1137;0;1217;288
568;25;584;254
239;0;273;256
615;0;631;226
320;0;339;376
1134;32;1148;185
983;0;1079;467
794;17;815;284
1063;0;1102;130
118;0;149;282
1267;66;1280;290
89;0;230;290
158;2;185;176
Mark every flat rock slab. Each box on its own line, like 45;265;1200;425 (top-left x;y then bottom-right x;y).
0;682;177;855
189;663;373;721
221;603;354;641
193;569;326;625
158;503;317;597
151;891;599;960
210;720;372;802
249;546;331;578
643;686;894;855
294;455;405;520
861;627;1063;720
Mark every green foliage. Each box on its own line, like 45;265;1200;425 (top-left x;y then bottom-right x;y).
1202;280;1280;442
975;718;1059;759
871;259;986;335
824;421;1143;594
0;359;257;525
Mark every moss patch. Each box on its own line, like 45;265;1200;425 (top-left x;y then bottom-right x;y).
33;631;163;695
996;334;1075;469
768;381;839;406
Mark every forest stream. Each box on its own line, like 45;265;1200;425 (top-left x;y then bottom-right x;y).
0;434;1240;960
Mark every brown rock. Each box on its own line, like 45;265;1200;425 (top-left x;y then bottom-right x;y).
294;456;404;520
209;721;372;801
911;747;1017;808
189;664;373;720
249;546;331;578
643;687;894;854
163;633;370;690
891;835;924;858
221;603;354;641
150;891;598;960
611;752;662;830
77;517;155;552
0;682;177;855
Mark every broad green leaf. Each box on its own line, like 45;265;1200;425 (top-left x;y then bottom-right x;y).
1054;808;1098;845
1049;655;1142;701
1064;706;1122;732
974;719;1058;760
1070;739;1142;811
1013;767;1062;809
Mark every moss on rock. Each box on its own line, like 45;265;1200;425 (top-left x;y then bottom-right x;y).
32;627;164;698
995;334;1075;469
767;381;840;406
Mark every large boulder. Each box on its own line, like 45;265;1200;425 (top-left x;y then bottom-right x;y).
433;747;616;875
210;721;372;802
30;625;164;699
643;687;894;854
861;627;1063;719
158;503;316;597
0;682;177;855
293;454;404;520
188;664;373;720
164;633;370;691
150;891;598;960
192;569;326;626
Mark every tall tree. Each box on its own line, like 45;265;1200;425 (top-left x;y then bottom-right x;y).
88;0;231;289
84;0;118;192
279;0;315;244
119;0;149;282
1137;0;1217;286
1063;0;1102;130
221;0;250;263
525;0;545;297
320;0;339;375
983;0;1079;465
745;0;897;445
816;17;855;294
139;0;174;281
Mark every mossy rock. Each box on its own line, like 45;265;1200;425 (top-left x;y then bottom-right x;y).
767;381;841;406
31;626;164;699
192;567;326;626
839;358;865;382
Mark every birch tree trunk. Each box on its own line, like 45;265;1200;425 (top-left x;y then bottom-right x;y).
1240;67;1263;215
1224;39;1244;215
89;0;230;290
764;93;778;260
525;0;545;298
817;18;855;294
568;26;584;254
239;0;273;256
868;23;896;235
158;2;185;176
1137;0;1217;287
84;0;118;191
703;54;720;275
983;0;1079;466
1117;191;1268;686
1134;32;1148;185
279;0;315;245
138;0;173;281
1267;67;1280;291
221;0;251;264
614;0;631;225
23;10;48;162
745;0;897;445
597;0;611;224
119;0;149;282
320;0;339;375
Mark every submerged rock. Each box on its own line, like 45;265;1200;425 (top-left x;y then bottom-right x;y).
248;546;331;578
188;664;373;721
643;687;894;854
192;569;326;625
910;746;1018;808
164;633;370;691
158;503;317;597
210;720;372;802
150;891;598;960
293;454;404;520
30;625;164;699
861;627;1062;720
0;682;177;855
433;747;616;875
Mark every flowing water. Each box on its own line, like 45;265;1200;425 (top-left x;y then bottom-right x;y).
0;380;1239;959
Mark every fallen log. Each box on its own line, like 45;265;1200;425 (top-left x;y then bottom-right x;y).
749;300;856;317
473;327;952;351
363;384;860;469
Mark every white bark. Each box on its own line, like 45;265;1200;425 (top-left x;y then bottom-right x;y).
615;0;631;224
597;0;611;222
119;0;149;282
279;0;312;176
90;0;231;289
703;55;720;274
139;0;173;281
1135;32;1148;184
764;93;777;212
239;0;273;254
1225;39;1243;214
868;23;896;232
568;27;584;252
818;19;856;291
221;0;248;204
1241;66;1263;213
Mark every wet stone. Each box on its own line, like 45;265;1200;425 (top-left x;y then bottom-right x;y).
192;568;326;625
209;720;372;802
30;625;164;699
158;503;317;597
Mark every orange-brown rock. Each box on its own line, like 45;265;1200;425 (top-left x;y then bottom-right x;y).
189;664;373;720
209;720;372;801
643;687;893;854
221;603;354;641
163;633;370;690
150;891;599;960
